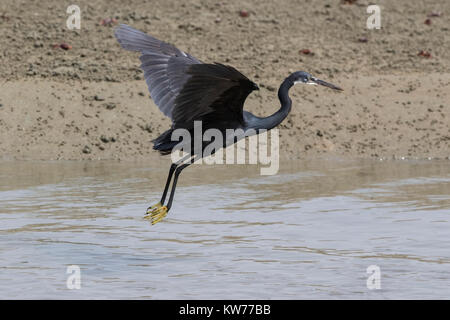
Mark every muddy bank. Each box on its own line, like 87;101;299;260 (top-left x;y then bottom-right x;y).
0;0;449;161
0;74;448;161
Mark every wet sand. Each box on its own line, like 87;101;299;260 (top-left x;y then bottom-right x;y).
0;73;449;161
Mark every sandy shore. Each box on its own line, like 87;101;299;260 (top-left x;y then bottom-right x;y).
0;0;449;161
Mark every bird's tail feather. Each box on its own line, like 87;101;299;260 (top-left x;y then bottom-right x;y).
152;129;177;155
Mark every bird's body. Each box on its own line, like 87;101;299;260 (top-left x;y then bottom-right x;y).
115;24;342;224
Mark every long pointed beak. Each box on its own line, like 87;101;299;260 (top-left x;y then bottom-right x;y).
311;77;343;91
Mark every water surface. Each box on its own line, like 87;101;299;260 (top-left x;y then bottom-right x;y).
0;159;449;299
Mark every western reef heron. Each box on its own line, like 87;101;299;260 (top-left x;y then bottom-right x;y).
114;24;342;225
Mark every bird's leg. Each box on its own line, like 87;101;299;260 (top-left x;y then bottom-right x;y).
145;154;192;217
160;163;177;205
166;163;191;211
145;163;177;215
149;156;196;225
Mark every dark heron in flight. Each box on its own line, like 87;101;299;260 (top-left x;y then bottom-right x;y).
115;24;342;225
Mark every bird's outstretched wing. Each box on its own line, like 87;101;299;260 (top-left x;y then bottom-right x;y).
114;24;257;127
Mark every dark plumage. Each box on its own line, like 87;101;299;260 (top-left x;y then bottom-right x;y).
114;24;342;224
115;25;258;155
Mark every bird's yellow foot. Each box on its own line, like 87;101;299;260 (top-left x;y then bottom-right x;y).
145;202;162;216
144;206;168;225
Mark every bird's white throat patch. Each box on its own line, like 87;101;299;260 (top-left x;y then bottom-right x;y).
294;80;317;85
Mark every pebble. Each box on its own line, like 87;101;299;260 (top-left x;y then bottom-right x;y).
100;135;110;143
105;102;116;110
299;49;312;55
82;145;91;154
239;10;249;18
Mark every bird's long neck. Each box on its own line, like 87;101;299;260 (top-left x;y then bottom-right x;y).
251;78;293;131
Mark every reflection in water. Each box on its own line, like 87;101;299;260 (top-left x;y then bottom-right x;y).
0;159;449;299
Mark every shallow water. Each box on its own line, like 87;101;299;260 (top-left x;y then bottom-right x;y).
0;159;449;299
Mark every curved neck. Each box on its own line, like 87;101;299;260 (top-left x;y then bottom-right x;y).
276;77;293;122
252;78;293;130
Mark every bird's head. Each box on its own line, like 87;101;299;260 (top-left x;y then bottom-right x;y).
289;71;343;91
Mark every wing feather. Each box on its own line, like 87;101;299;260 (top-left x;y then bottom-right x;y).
115;24;257;127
